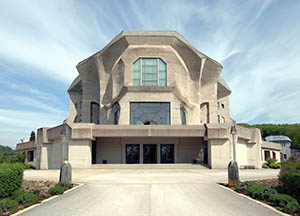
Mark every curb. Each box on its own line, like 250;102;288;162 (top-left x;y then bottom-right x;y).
12;183;84;216
217;183;290;216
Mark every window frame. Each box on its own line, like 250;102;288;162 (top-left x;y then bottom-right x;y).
133;57;167;87
180;107;186;125
130;102;171;125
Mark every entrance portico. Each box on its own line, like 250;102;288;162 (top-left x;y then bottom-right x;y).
93;136;206;165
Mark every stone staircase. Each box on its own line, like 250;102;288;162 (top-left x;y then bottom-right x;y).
90;163;209;169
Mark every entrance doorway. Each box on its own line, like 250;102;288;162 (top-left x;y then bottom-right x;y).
126;144;140;164
161;144;174;163
143;144;157;163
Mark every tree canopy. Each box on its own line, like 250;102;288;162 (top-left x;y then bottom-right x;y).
30;131;35;141
0;145;13;153
238;123;300;148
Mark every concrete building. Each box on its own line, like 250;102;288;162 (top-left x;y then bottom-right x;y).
16;140;36;165
16;31;264;169
261;141;282;162
265;135;291;160
291;146;300;161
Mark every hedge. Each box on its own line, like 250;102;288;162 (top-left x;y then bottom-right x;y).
0;163;24;199
235;181;299;214
278;161;300;203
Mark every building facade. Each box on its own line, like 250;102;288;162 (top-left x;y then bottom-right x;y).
265;135;291;160
261;141;282;162
17;31;264;169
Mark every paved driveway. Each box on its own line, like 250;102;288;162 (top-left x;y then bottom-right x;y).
21;168;281;216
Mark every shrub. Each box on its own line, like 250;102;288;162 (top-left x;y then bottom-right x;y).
266;158;281;169
266;158;277;166
269;162;281;169
235;181;278;201
0;198;18;212
273;194;299;213
48;185;64;195
56;182;72;190
0;163;24;198
13;191;37;205
23;163;35;170
278;161;300;202
0;208;2;216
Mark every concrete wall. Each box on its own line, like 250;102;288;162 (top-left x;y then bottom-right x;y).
236;138;248;167
208;139;231;168
96;137;122;164
178;137;203;163
46;139;63;169
69;139;92;169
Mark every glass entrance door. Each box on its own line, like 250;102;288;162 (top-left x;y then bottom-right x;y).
126;144;140;164
143;144;157;163
161;144;174;163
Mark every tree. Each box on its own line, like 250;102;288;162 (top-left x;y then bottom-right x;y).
0;145;13;153
30;131;35;142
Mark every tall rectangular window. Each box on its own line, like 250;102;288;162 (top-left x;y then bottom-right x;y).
133;59;141;86
159;59;167;86
142;59;157;86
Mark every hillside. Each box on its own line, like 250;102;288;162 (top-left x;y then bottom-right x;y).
238;123;300;148
0;145;13;153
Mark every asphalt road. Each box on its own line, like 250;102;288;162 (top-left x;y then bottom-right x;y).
21;167;281;216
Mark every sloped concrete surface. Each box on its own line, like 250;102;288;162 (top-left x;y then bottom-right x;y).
21;167;281;216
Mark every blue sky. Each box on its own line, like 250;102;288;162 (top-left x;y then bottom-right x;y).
1;0;300;148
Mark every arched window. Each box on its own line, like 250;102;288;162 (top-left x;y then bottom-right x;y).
112;102;120;125
180;107;186;125
133;58;167;86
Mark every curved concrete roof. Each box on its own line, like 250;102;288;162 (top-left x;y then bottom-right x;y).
68;75;82;92
265;135;292;142
77;30;222;68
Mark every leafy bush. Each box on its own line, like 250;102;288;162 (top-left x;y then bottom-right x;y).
273;194;299;213
23;163;36;170
56;182;72;190
0;198;18;212
266;158;281;169
13;191;37;205
48;185;64;195
269;162;281;169
266;158;277;166
0;152;26;164
235;181;300;214
0;163;24;198
28;187;47;199
0;207;2;216
278;161;300;202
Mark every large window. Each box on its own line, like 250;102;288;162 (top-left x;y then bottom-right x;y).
133;58;167;86
130;102;170;125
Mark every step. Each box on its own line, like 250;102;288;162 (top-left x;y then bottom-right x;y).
90;163;209;169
